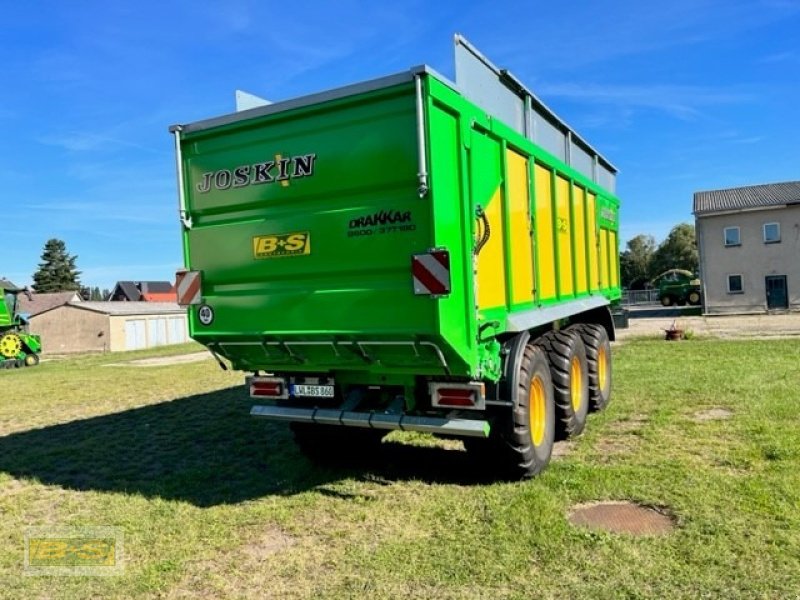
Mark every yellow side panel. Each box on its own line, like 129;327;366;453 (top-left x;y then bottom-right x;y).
477;186;507;309
556;176;573;297
599;228;610;289
507;150;534;305
534;165;556;300
587;193;599;291
572;185;588;294
609;229;619;288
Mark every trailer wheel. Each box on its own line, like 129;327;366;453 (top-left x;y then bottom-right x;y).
660;295;674;307
290;423;385;463
537;330;589;439
498;343;556;478
24;353;40;367
688;291;701;305
570;324;612;411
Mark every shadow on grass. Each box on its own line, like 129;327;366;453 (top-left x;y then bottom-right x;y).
0;387;493;507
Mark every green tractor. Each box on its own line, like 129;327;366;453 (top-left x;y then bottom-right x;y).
0;279;42;368
651;269;702;307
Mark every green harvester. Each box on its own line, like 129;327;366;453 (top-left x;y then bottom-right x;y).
169;36;622;477
0;279;42;368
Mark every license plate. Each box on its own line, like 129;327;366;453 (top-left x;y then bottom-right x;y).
291;384;334;398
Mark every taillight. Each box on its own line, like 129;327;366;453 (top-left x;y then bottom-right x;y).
429;382;485;410
248;377;287;399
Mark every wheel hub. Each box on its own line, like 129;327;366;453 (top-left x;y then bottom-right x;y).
0;333;22;358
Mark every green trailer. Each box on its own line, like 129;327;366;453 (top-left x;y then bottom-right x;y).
170;37;621;477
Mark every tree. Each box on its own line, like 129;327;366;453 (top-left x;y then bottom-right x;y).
32;239;81;293
651;223;699;277
620;234;656;289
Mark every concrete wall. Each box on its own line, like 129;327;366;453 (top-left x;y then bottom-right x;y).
697;204;800;314
30;306;110;353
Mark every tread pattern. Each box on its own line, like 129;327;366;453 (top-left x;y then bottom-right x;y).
503;344;555;478
571;324;612;411
536;330;589;439
465;343;555;479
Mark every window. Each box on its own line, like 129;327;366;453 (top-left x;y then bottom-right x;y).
763;222;780;244
724;226;740;246
727;274;743;294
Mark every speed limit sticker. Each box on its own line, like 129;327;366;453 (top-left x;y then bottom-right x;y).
197;304;214;326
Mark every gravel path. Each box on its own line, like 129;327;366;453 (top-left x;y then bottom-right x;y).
616;312;800;340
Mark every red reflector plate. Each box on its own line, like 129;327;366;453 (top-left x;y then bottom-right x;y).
412;250;451;296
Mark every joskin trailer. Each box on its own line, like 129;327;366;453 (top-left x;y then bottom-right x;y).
170;36;621;477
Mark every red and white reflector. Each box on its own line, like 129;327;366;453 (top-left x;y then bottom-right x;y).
175;270;202;306
248;376;288;399
412;250;451;296
429;382;485;410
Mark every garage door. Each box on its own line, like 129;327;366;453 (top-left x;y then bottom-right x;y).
148;318;168;347
124;319;146;350
168;317;187;344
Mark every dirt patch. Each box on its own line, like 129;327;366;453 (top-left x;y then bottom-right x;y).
168;527;296;598
608;415;648;434
551;441;576;461
104;352;210;368
594;437;637;461
693;408;733;422
568;501;676;535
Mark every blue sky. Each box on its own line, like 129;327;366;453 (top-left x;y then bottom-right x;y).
2;0;798;289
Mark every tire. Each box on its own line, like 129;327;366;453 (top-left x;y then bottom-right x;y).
537;330;589;439
24;353;40;367
485;343;556;478
660;295;673;307
570;324;612;411
688;291;701;306
14;359;25;368
290;423;385;463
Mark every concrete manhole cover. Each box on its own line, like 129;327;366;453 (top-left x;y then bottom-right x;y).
693;408;733;422
568;501;675;535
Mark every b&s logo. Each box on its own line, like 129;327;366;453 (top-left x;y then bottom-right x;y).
348;210;415;237
253;232;310;259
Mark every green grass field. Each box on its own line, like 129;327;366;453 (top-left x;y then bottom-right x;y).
1;338;799;598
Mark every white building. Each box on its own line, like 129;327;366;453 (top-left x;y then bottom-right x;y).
693;181;800;314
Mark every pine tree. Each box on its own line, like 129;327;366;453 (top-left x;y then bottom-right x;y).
32;239;82;293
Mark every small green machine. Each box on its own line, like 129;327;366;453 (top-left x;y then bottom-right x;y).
652;269;702;307
170;36;621;477
0;279;42;368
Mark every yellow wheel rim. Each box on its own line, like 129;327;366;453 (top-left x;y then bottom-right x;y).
0;334;22;359
570;356;583;412
529;375;547;446
598;346;608;391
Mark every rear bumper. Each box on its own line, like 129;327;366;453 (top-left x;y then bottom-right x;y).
250;404;489;438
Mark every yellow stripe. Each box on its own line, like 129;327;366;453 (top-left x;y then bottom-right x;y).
609;230;619;288
572;184;588;294
477;186;506;310
534;165;556;300
599;228;609;289
507;150;534;305
556;176;573;297
587;193;599;291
